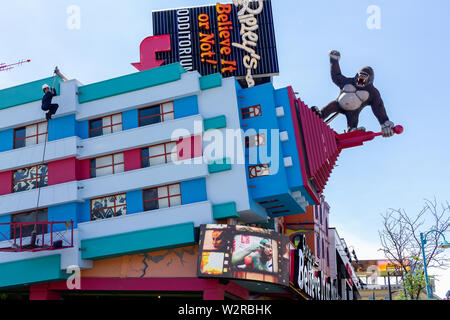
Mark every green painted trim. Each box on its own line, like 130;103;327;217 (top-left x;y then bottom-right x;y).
0;76;63;110
203;115;227;131
208;158;232;174
199;73;222;90
81;222;195;260
78;63;187;104
0;254;66;289
213;202;239;220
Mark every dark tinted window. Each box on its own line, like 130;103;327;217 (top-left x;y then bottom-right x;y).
11;209;48;238
143;188;159;211
13;127;26;149
89;118;103;137
139;106;161;127
141;148;150;168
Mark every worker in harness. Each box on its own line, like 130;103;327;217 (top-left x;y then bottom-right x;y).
41;84;59;120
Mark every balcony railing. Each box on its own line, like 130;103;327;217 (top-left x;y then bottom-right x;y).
0;221;74;252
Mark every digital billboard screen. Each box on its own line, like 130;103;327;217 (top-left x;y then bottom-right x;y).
152;0;279;87
197;224;290;286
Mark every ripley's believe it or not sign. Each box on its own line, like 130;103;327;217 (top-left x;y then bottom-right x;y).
152;0;278;87
290;235;338;300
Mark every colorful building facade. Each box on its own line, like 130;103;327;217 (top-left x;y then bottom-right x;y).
0;62;337;299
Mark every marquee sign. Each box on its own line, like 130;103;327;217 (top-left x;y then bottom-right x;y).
152;0;279;87
290;234;338;300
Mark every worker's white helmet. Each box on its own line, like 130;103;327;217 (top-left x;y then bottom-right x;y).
42;84;50;90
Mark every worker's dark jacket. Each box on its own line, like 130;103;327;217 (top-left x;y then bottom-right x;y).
41;88;57;109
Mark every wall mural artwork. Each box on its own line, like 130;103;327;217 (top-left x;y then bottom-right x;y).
81;246;199;278
91;194;127;221
13;164;48;193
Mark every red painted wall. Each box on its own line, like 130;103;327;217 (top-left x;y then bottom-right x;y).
48;158;77;186
77;159;91;180
124;149;142;171
177;135;202;160
0;171;12;195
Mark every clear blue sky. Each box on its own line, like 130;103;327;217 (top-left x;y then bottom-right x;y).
1;0;448;297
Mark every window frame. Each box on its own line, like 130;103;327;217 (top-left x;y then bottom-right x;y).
248;164;270;179
12;164;48;193
142;183;182;212
90;152;125;178
245;133;266;148
138;101;175;127
13;121;48;149
141;141;178;168
241;105;262;120
90;193;127;221
88;113;123;138
10;209;48;239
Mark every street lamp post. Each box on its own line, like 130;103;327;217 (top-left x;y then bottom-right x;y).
420;230;450;299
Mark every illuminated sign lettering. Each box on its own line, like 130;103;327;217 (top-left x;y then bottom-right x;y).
152;0;279;88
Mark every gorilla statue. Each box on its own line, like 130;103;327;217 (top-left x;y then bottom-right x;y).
312;50;395;137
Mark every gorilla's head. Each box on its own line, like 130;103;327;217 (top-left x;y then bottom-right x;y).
355;66;374;88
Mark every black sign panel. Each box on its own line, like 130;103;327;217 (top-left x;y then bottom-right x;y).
153;0;279;87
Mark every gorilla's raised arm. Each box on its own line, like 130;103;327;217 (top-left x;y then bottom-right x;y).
370;88;389;125
329;50;352;89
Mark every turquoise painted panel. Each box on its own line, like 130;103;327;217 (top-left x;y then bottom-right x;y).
0;129;14;152
0;255;65;288
78;63;186;104
199;73;222;90
208;158;232;174
174;95;199;119
180;178;207;204
0;76;63;110
48;114;77;141
203;115;227;131
126;190;144;214
123;109;139;130
81;222;195;260
212;202;239;220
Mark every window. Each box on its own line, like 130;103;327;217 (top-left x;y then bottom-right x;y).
245;133;265;148
322;238;325;260
11;209;48;238
327;247;330;267
141;141;177;168
89;113;122;137
248;164;270;179
241;105;261;119
13;164;48;193
13;122;47;149
143;183;181;212
90;153;124;178
138;102;174;127
317;234;321;259
91;193;126;221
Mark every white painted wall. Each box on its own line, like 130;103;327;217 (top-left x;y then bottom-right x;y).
79;159;208;200
197;78;256;220
0;230;92;270
0;136;79;172
79;201;213;240
76;72;201;121
0;80;81;131
79;115;203;159
0;181;79;216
